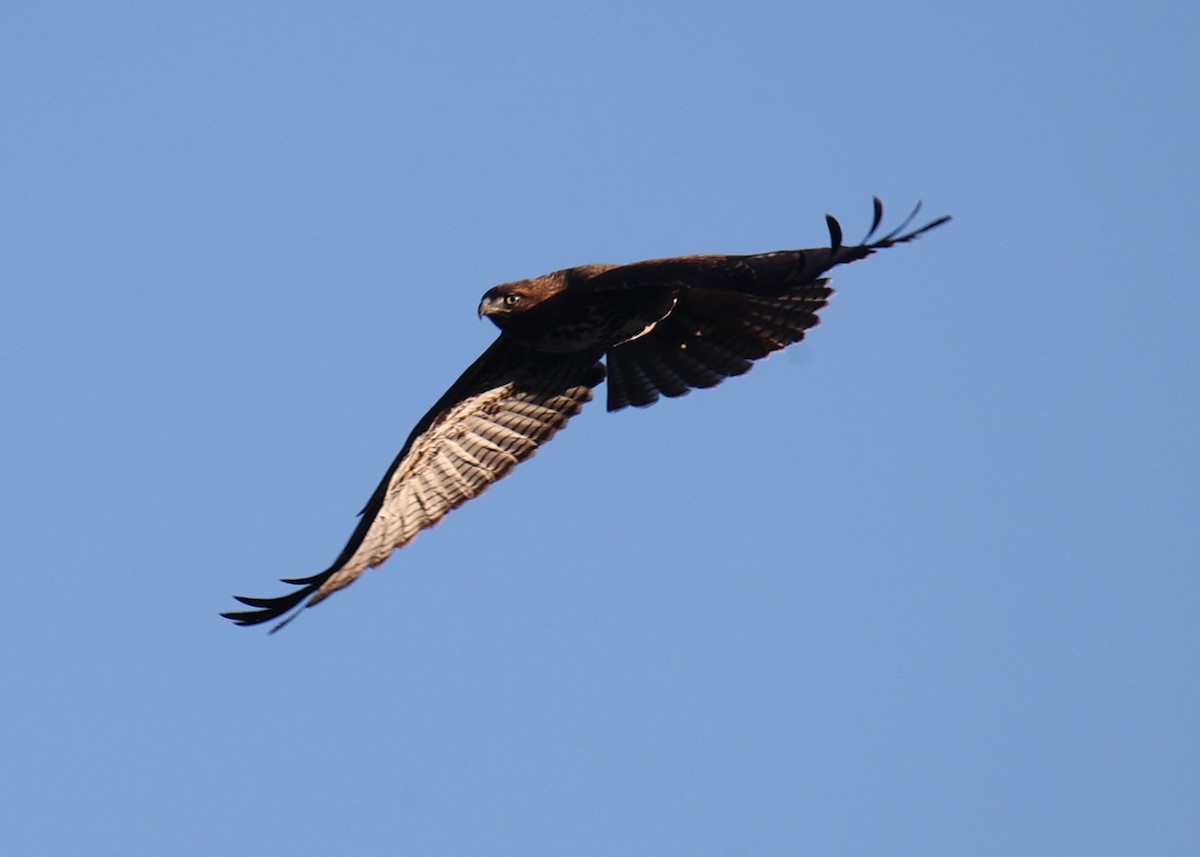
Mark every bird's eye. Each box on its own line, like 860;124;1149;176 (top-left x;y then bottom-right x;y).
503;294;522;307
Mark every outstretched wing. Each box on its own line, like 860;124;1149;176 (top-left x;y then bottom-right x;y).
604;285;832;410
598;199;950;410
223;338;605;631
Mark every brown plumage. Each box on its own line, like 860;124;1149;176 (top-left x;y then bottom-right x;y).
223;199;949;630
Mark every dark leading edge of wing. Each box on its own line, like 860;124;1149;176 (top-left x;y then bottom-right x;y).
222;339;605;631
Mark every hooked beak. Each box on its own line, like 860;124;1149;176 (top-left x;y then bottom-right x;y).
478;292;503;319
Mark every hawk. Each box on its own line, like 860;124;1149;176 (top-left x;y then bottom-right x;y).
223;199;949;630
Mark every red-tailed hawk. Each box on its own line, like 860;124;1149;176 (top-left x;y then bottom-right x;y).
224;200;949;630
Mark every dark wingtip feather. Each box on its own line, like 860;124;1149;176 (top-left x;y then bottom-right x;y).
280;571;329;586
863;200;950;249
865;196;885;242
220;604;306;631
815;198;949;269
880;200;923;243
221;606;282;627
825;214;843;255
231;594;285;609
222;577;323;629
910;214;952;238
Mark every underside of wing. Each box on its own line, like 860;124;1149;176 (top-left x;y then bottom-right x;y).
223;339;605;630
599;199;949;411
605;284;832;410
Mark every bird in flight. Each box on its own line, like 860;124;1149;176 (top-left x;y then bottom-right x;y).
223;199;949;631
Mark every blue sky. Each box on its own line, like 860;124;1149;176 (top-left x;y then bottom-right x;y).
3;2;1197;855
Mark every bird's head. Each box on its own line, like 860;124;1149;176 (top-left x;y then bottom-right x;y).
481;270;572;319
478;281;532;319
